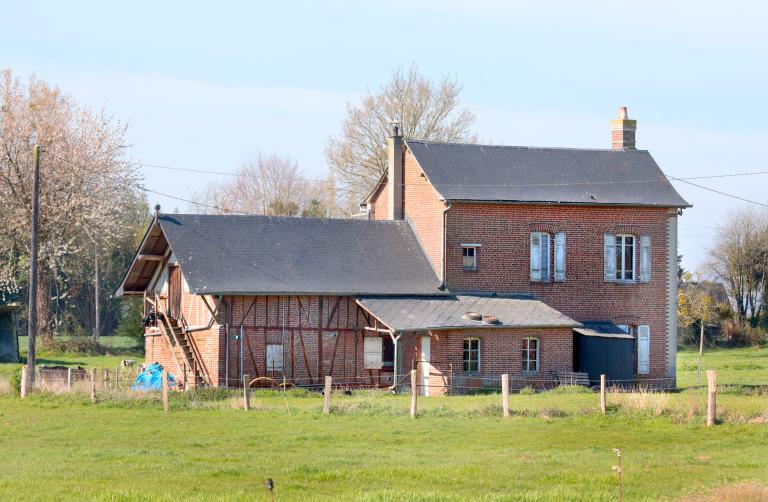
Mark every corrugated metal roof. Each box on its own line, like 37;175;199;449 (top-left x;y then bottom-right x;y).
356;294;580;331
574;321;635;339
157;214;442;295
406;140;690;207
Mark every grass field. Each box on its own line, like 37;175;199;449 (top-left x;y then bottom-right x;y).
0;345;767;500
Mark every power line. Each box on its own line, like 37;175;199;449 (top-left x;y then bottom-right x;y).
135;159;768;191
50;152;768;212
667;176;768;208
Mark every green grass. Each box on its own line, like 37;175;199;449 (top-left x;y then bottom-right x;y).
677;345;768;387
0;336;144;383
0;390;766;501
1;345;768;500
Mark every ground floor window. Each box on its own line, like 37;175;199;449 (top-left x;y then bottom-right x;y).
266;343;283;372
382;336;394;370
364;337;383;369
522;337;539;372
463;338;480;373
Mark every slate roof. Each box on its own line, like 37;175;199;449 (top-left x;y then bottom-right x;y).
404;140;690;207
156;214;442;296
574;321;634;339
356;294;580;331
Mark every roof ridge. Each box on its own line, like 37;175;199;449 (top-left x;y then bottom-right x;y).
406;139;649;153
160;213;411;225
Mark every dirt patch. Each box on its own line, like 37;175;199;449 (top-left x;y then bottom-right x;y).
679;482;768;501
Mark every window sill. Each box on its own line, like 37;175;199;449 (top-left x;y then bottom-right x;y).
462;268;478;273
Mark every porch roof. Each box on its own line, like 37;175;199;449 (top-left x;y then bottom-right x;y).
356;293;580;332
574;322;634;339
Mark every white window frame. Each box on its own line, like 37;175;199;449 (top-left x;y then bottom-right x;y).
530;232;551;282
363;336;383;369
462;337;481;373
639;235;651;283
615;234;636;282
617;324;634;336
522;337;540;373
461;244;479;271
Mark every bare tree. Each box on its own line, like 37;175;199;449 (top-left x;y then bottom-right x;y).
707;208;768;326
195;153;331;217
678;273;722;384
0;69;141;342
326;64;477;206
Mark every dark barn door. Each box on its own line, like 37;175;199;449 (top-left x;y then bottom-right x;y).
167;265;182;320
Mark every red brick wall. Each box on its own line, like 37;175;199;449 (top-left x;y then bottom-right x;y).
402;149;446;272
371;182;389;221
400;328;573;396
444;203;672;379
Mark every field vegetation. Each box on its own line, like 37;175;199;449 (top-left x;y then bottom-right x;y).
0;344;767;500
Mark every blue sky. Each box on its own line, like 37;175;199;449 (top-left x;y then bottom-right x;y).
2;0;767;272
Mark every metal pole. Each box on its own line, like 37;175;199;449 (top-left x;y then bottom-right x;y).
240;325;244;385
94;243;100;341
26;145;41;388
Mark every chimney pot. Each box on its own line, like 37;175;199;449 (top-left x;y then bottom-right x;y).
390;121;401;138
618;106;628;120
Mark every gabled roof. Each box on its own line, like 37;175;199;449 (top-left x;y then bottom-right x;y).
118;214;442;296
356;293;579;332
404;140;690;208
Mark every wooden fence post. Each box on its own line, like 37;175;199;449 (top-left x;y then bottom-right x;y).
501;374;510;418
115;366;120;389
162;369;169;413
600;374;607;415
242;374;250;411
67;368;73;390
323;376;332;415
410;369;418;419
707;370;717;427
20;366;27;398
90;368;97;404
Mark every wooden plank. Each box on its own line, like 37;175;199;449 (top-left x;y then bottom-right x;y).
318;296;324;379
90;368;97;404
162;369;169;412
298;330;314;384
322;376;332;415
600;374;607;415
328;330;342;377
707;370;717;427
502;374;510;418
244;331;260;379
410;370;418;418
326;297;341;328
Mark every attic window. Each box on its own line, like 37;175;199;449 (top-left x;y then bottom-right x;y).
461;244;480;271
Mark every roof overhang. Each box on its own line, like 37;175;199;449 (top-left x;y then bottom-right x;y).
574;322;635;339
114;216;172;298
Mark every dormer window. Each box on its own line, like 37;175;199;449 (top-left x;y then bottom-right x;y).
461;244;479;271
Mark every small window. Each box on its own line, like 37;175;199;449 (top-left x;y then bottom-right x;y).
530;232;551;282
266;344;284;372
364;337;383;369
461;245;478;271
615;235;635;281
617;324;633;336
463;338;480;373
522;337;539;372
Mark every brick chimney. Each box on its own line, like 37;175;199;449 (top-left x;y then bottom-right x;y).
610;106;637;150
387;122;404;220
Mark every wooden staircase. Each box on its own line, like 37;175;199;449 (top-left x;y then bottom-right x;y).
158;314;208;388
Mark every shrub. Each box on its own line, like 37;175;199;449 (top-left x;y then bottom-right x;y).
9;365;23;396
46;336;107;356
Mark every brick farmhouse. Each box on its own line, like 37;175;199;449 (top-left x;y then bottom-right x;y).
117;107;689;395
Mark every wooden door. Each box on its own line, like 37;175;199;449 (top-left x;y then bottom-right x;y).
168;265;182;320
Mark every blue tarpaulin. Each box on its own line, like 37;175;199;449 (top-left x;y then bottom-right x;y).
131;363;176;391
